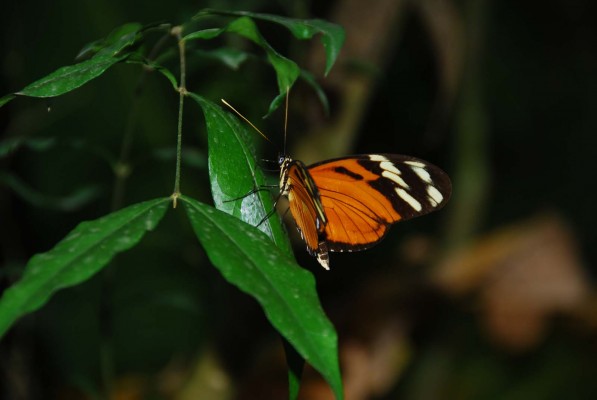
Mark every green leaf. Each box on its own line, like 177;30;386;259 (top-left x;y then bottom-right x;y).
181;196;343;400
0;171;101;211
0;198;170;338
17;55;125;98
184;16;300;97
189;93;343;398
262;69;330;119
151;64;179;90
0;94;15;108
77;22;143;59
283;338;306;400
124;56;179;90
196;9;345;75
189;93;292;255
228;17;299;93
263;90;287;119
182;28;223;41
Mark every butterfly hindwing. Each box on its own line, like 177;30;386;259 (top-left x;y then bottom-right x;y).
281;160;330;266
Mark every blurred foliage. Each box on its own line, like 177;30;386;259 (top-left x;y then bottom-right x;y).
2;0;597;399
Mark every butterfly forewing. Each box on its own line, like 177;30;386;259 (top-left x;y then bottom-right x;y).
307;154;451;252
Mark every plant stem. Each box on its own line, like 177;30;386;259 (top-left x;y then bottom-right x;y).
172;26;186;208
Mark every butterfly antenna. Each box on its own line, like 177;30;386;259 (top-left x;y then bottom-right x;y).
221;99;275;147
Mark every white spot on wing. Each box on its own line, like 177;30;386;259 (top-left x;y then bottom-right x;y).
369;154;389;162
404;160;426;168
427;186;444;205
395;188;422;211
411;165;432;183
380;161;401;175
427;197;438;207
382;170;409;188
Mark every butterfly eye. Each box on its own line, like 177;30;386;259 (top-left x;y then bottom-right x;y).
278;155;285;166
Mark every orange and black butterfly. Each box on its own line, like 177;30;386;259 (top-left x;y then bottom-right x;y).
222;99;452;270
278;154;451;269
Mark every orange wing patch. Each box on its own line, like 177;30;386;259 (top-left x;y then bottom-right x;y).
309;163;401;251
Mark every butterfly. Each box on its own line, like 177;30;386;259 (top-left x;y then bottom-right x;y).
278;153;451;269
221;99;452;270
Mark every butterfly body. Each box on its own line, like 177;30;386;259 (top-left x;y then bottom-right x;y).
279;154;451;270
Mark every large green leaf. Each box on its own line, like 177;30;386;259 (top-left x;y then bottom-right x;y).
16;55;126;98
0;198;170;338
181;196;343;400
189;93;292;255
196;9;345;76
2;23;143;106
190;93;343;398
184;16;300;97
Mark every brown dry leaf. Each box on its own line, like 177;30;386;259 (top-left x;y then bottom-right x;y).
297;322;411;400
343;323;411;399
434;214;589;350
172;348;233;400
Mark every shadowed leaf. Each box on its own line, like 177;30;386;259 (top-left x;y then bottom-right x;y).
0;198;170;337
184;16;300;107
196;9;345;75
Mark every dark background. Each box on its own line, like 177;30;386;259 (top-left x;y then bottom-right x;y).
2;0;597;399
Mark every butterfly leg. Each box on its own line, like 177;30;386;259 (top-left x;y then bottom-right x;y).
223;185;278;203
255;191;284;227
